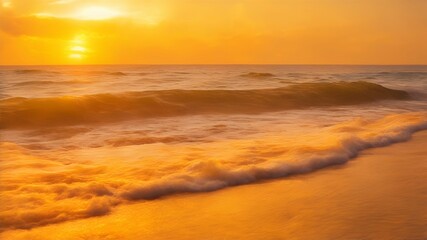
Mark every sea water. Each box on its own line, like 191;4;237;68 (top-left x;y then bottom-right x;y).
1;65;427;230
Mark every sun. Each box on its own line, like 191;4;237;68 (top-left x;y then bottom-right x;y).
73;6;121;20
68;34;88;60
69;53;83;59
70;46;86;52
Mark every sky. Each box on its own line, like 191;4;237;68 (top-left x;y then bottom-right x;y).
0;0;426;65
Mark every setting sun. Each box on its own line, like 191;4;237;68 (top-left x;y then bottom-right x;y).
68;53;83;59
70;46;86;52
67;34;88;60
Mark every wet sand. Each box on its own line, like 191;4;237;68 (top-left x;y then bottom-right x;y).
2;131;427;240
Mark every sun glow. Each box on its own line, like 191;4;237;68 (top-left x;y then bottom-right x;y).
0;0;426;65
73;6;121;20
1;0;11;8
70;46;86;52
68;35;88;60
68;53;83;59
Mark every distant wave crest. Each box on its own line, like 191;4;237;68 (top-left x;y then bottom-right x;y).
13;80;91;87
0;81;409;128
15;69;60;75
69;71;127;76
13;69;127;76
240;72;276;78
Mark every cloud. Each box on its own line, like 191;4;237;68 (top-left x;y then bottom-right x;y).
50;0;76;4
0;13;130;38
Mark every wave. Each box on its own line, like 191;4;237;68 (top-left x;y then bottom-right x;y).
12;80;91;87
375;71;427;75
0;112;426;230
173;72;191;75
370;71;427;80
13;81;58;86
69;71;127;76
121;113;427;200
240;72;276;78
14;69;60;75
105;136;188;147
0;93;10;99
13;69;127;76
0;81;410;129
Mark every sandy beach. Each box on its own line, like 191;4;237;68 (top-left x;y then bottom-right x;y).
2;131;426;240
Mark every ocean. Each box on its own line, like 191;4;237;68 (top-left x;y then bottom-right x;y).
1;65;427;235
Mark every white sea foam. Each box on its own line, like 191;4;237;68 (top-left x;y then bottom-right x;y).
1;112;426;230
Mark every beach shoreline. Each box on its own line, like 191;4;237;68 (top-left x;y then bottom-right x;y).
2;131;426;240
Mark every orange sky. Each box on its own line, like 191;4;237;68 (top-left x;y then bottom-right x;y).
0;0;426;65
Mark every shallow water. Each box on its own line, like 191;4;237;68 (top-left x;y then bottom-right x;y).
0;65;426;232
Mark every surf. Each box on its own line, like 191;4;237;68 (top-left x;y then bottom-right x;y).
0;112;426;230
0;81;410;129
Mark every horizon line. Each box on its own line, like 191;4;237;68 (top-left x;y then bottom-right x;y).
1;63;427;67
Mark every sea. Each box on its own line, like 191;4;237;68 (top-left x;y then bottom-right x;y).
1;65;427;231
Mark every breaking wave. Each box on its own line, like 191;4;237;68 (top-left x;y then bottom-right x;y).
0;112;426;230
240;72;276;78
0;81;410;128
121;113;427;200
